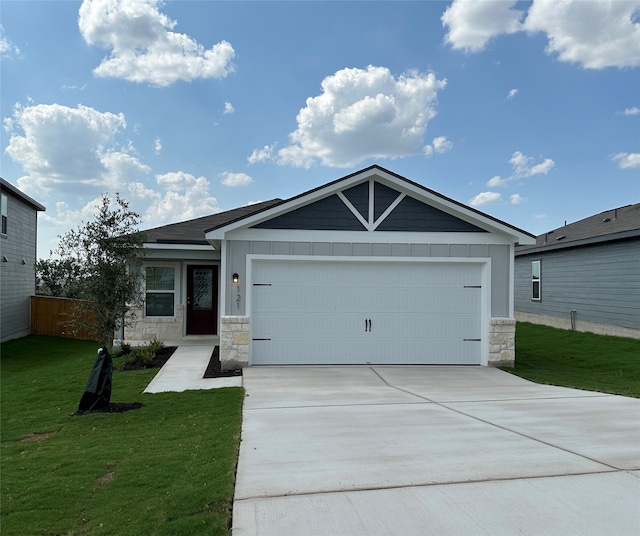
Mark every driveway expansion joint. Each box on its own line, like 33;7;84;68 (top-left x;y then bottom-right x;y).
234;468;624;502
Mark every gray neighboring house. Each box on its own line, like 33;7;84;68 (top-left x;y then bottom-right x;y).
133;165;535;369
0;179;46;342
515;203;640;339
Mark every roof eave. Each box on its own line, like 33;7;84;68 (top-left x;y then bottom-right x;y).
205;165;536;243
515;228;640;256
0;178;46;212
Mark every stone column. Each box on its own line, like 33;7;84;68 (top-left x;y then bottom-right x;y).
487;317;516;367
220;315;250;370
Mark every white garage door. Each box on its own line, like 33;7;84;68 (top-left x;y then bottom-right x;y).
251;260;483;365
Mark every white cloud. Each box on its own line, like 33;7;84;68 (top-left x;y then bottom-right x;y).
223;102;235;115
486;175;507;187
442;0;525;51
154;137;162;154
621;107;640;116
612;152;640;169
469;191;502;207
3;101;222;255
0;25;20;58
128;174;220;226
509;151;555;178
507;89;518;100
524;0;640;69
510;193;526;205
442;0;640;69
78;0;235;86
248;144;276;165
278;65;446;168
424;136;453;156
3;102;149;198
220;172;253;187
485;151;555;187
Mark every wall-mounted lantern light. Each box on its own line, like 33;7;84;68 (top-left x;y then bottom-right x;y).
232;273;239;284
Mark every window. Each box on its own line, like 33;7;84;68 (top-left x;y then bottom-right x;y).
145;266;175;316
1;193;7;235
531;260;541;301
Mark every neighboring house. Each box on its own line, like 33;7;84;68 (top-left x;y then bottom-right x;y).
515;203;640;339
0;179;46;342
133;165;535;369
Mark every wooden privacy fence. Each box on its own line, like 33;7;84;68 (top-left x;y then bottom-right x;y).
30;295;99;341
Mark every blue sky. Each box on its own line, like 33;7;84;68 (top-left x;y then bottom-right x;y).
1;0;638;259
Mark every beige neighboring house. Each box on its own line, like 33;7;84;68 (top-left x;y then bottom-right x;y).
0;179;46;342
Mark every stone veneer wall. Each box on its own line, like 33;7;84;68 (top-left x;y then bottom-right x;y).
487;317;515;367
125;305;185;341
220;315;250;370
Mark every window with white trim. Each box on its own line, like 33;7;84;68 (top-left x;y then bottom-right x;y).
531;260;541;301
1;193;7;235
145;266;176;316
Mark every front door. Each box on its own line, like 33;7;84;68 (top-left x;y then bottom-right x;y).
186;265;218;335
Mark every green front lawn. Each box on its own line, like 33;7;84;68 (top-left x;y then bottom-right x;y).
2;325;638;534
1;336;243;536
507;322;640;398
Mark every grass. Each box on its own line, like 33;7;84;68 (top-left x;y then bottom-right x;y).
2;326;638;533
506;322;640;398
1;336;243;536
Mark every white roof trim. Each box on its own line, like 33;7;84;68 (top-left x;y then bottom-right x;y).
205;166;535;244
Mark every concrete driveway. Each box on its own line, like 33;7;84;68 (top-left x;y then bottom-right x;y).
232;366;640;535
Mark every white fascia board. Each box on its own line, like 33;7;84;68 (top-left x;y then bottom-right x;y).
205;166;535;244
143;243;213;251
225;228;515;245
205;168;383;241
371;170;535;243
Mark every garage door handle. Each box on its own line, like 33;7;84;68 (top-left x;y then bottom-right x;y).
365;318;372;332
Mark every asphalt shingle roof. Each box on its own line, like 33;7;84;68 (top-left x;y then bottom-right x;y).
143;199;282;244
516;202;640;256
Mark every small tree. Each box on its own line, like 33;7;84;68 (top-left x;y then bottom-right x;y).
49;194;147;350
35;258;83;298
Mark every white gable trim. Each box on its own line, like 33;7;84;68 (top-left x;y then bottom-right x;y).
205;166;535;244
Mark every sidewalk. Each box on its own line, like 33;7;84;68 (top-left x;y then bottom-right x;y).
143;345;242;393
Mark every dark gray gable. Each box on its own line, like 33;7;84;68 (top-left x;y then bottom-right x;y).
252;180;487;233
377;196;487;232
342;181;369;220
252;194;366;231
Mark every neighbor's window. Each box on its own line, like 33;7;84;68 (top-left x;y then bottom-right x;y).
1;193;7;235
531;260;541;301
145;266;175;316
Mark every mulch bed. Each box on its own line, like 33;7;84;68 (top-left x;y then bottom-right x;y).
117;346;178;371
203;346;242;378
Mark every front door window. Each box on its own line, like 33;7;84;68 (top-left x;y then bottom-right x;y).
187;265;218;335
193;269;213;310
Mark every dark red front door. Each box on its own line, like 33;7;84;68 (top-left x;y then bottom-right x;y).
186;265;218;335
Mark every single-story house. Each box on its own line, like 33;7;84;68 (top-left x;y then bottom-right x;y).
515;202;640;339
131;165;535;369
0;178;46;342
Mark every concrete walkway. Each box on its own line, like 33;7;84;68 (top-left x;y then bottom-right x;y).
233;366;640;535
143;345;242;393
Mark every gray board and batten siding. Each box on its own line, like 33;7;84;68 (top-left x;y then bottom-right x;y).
0;179;46;342
226;239;511;317
515;237;640;333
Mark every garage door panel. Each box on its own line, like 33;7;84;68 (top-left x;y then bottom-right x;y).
251;260;483;365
